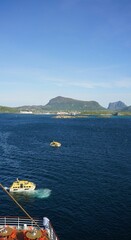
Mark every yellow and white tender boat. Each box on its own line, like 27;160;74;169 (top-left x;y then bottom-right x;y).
50;141;61;147
9;178;36;192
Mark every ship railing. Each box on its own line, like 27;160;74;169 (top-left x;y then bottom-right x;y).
0;216;43;229
0;217;59;240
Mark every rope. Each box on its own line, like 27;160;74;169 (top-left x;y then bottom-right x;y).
0;183;41;229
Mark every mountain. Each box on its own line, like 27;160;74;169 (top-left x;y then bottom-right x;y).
107;101;127;111
0;97;130;114
43;96;105;112
121;106;131;112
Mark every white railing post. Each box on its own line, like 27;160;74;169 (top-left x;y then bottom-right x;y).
18;217;19;229
4;217;6;226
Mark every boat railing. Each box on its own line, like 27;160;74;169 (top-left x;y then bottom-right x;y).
0;216;43;228
0;217;58;240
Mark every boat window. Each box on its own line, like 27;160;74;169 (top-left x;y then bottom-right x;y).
20;184;23;188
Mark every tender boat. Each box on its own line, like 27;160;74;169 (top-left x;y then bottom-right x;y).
50;141;61;147
9;178;36;192
0;183;59;240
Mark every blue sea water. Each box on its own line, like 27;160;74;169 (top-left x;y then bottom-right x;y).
0;114;131;240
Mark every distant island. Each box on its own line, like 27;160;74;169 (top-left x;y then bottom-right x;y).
0;96;131;116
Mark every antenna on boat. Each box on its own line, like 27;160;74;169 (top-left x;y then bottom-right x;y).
0;183;41;229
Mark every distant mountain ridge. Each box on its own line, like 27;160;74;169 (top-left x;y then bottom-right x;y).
122;106;131;112
43;96;105;111
0;96;131;113
108;101;127;111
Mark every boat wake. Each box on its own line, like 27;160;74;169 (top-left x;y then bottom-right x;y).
10;188;52;199
31;188;52;199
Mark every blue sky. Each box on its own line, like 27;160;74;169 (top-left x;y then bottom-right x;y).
0;0;131;108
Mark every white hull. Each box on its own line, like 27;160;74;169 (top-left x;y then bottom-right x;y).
9;186;35;192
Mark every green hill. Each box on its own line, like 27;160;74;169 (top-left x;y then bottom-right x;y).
0;106;17;113
43;96;105;112
0;97;130;114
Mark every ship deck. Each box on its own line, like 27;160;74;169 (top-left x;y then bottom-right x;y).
0;217;58;240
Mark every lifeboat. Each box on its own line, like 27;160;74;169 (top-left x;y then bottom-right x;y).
9;178;36;192
50;141;61;147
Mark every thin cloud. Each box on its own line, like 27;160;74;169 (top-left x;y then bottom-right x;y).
74;64;123;74
114;79;131;88
62;79;131;89
0;67;131;90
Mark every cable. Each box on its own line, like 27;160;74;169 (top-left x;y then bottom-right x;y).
0;183;41;229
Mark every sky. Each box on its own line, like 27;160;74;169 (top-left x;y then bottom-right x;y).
0;0;131;108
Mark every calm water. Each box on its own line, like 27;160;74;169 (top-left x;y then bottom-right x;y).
0;114;131;240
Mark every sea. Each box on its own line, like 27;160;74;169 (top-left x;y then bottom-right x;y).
0;114;131;240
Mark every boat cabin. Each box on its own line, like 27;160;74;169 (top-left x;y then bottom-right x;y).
9;179;36;192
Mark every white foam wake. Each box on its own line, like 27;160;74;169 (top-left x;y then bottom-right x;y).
10;188;52;199
32;188;52;198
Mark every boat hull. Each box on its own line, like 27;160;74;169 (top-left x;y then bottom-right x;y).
9;186;36;192
50;141;61;147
